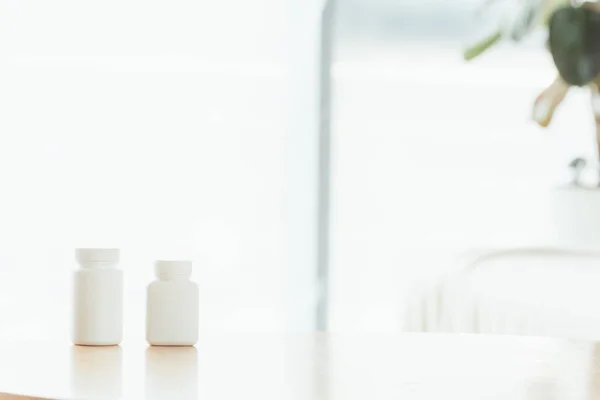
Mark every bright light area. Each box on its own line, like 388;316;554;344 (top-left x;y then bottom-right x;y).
0;0;594;338
0;0;323;339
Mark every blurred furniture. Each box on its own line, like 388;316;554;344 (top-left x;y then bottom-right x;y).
403;248;600;340
2;334;600;399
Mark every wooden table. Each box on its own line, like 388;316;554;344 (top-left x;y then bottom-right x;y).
0;333;600;399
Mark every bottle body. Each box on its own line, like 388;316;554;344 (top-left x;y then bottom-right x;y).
146;261;198;346
72;249;123;346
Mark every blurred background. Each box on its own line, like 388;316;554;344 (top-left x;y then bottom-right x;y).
0;0;596;340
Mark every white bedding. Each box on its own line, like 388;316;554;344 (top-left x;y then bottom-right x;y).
402;249;600;340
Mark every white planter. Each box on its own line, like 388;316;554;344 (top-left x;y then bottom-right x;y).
552;186;600;249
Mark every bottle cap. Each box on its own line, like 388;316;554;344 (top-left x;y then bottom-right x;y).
155;260;192;280
76;248;120;264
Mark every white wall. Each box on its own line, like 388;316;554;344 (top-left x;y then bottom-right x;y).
0;0;323;339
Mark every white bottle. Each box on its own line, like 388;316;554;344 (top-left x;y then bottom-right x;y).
146;261;199;346
73;248;123;346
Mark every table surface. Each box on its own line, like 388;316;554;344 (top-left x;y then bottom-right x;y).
1;333;600;399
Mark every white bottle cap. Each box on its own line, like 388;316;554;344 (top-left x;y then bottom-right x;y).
76;248;120;265
155;260;192;280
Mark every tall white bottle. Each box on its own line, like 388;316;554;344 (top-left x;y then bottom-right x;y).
73;248;123;346
146;261;199;346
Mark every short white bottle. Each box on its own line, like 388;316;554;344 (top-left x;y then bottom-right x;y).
146;261;199;346
73;248;123;346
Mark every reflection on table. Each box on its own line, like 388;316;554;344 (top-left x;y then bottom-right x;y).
145;346;198;400
0;335;598;399
70;345;122;400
